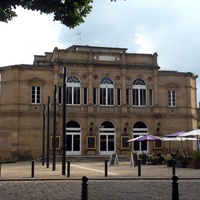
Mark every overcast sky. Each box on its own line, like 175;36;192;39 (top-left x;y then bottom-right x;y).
0;0;200;103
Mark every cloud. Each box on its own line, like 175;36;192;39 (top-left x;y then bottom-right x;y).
0;0;199;101
0;7;62;66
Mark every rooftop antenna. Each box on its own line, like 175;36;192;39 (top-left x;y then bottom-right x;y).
75;31;82;44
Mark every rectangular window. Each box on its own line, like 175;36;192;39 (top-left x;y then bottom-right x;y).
73;87;80;104
117;89;121;106
58;86;62;104
149;89;153;106
168;90;176;107
93;88;96;105
31;86;40;104
100;88;106;105
126;89;130;105
133;89;146;106
66;87;80;105
132;89;138;105
84;87;87;105
140;89;146;105
107;88;114;105
66;87;72;104
100;87;114;105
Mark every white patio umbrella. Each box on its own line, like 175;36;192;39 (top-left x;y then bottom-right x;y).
127;135;162;142
179;129;200;137
162;137;197;152
179;129;200;151
127;136;143;142
163;131;186;151
162;137;197;141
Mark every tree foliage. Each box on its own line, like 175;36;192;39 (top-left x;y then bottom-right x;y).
0;0;93;28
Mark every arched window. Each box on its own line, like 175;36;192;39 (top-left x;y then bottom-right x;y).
132;78;146;106
99;121;115;155
66;120;81;155
66;76;80;105
100;77;114;105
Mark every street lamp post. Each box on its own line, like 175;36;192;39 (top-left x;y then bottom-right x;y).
53;85;57;171
42;104;45;166
62;67;67;175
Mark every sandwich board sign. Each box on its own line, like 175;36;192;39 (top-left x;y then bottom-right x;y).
110;153;119;166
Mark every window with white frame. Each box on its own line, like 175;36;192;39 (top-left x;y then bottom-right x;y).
84;87;88;105
66;76;80;105
126;89;130;105
168;90;176;107
58;86;62;104
132;78;146;106
93;88;97;105
149;89;153;106
117;88;121;106
100;77;114;105
31;86;41;104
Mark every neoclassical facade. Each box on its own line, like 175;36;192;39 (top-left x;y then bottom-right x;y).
0;45;198;161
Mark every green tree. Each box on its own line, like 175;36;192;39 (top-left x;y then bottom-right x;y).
0;0;93;28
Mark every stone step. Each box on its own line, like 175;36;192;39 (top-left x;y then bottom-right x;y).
38;155;128;162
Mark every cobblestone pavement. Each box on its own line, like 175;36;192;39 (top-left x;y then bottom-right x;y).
0;161;200;199
0;179;200;200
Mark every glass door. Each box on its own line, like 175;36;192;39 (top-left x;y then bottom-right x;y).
66;134;81;155
100;134;115;155
66;121;81;156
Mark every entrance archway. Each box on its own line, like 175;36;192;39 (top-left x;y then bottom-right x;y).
66;120;81;155
99;121;115;155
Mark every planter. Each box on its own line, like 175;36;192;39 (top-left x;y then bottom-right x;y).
194;161;200;169
165;159;172;167
141;159;146;165
151;159;158;165
176;161;188;168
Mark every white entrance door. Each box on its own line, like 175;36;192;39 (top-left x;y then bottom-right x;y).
66;122;81;155
66;132;81;155
99;121;115;155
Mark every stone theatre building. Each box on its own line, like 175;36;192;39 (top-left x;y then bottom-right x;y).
0;45;198;161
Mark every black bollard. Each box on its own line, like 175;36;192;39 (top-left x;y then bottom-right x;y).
81;176;88;200
105;160;108;177
172;174;179;200
138;159;141;177
67;161;70;177
172;159;176;175
31;160;34;178
0;162;1;178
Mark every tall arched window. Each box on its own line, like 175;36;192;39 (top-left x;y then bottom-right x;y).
132;78;146;106
132;121;148;153
99;121;115;155
66;76;80;105
66;120;81;155
100;77;114;105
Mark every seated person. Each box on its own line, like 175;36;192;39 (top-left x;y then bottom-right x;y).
183;150;188;157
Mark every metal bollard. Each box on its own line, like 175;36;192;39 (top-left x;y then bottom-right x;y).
172;174;179;200
81;176;88;200
105;160;108;177
0;162;1;178
67;161;70;177
172;159;176;175
138;159;141;177
31;160;34;178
